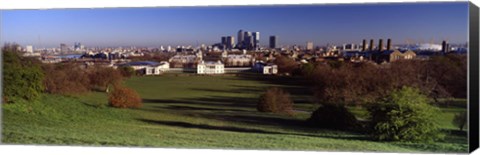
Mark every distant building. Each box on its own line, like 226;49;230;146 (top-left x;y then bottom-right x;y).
222;51;254;67
197;60;225;74
376;50;416;63
26;45;33;53
269;36;277;49
342;43;360;51
169;54;201;68
253;61;278;75
74;42;82;51
237;30;244;48
120;61;169;75
221;37;227;47
60;43;68;53
306;42;313;51
252;32;260;50
226;36;235;49
244;31;253;50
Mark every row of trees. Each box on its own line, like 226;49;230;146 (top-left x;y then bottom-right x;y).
258;54;467;142
3;44;142;109
42;63;123;95
273;54;467;102
308;55;467;105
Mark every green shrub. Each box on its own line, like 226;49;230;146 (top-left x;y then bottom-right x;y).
257;87;293;115
307;104;358;130
368;87;444;142
452;111;467;131
118;66;136;78
2;44;44;103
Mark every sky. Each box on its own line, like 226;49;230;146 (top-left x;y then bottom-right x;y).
0;2;469;48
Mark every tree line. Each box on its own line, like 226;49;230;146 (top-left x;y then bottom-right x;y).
259;54;467;142
2;44;141;108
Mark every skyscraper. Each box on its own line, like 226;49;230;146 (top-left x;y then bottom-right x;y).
269;36;277;49
221;37;227;45
442;40;448;54
244;31;253;50
306;41;314;50
237;30;244;48
60;43;68;53
226;36;235;49
252;32;260;50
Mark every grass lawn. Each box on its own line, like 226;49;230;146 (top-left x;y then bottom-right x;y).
1;74;468;153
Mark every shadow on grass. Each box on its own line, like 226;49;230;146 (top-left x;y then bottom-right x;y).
142;96;258;109
190;87;262;94
201;113;306;127
162;105;251;112
137;118;372;141
138;119;282;135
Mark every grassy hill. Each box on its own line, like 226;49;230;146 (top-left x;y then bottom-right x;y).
1;75;468;152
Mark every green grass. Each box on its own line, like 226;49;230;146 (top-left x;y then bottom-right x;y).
2;74;468;152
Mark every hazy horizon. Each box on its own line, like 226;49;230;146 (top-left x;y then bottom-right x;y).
1;2;469;48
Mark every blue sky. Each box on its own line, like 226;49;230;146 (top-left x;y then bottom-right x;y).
1;2;469;48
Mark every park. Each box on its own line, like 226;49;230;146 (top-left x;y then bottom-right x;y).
2;73;468;152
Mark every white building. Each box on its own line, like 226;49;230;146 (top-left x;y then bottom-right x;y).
306;42;313;50
263;64;278;75
26;45;33;53
222;50;254;67
253;61;278;75
121;61;169;75
169;54;200;64
197;60;224;74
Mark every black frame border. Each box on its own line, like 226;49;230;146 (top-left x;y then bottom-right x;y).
469;1;479;153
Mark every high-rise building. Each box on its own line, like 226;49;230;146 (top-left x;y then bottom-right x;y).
26;45;33;53
237;30;244;48
442;40;448;54
74;42;83;51
244;31;253;50
60;43;68;53
269;36;277;49
306;41;314;50
252;32;260;50
226;36;235;49
221;37;227;46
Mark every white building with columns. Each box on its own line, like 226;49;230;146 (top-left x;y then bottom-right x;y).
197;60;224;74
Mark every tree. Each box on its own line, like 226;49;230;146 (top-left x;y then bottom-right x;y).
274;55;298;75
118;66;136;78
311;62;381;105
368;87;443;142
300;63;315;76
307;104;358;130
2;44;44;103
42;62;90;95
257;87;294;115
452;111;467;131
108;86;142;108
88;66;123;92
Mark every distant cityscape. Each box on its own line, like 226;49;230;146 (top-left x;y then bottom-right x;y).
13;28;469;76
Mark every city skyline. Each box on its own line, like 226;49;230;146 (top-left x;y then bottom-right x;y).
1;2;469;48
